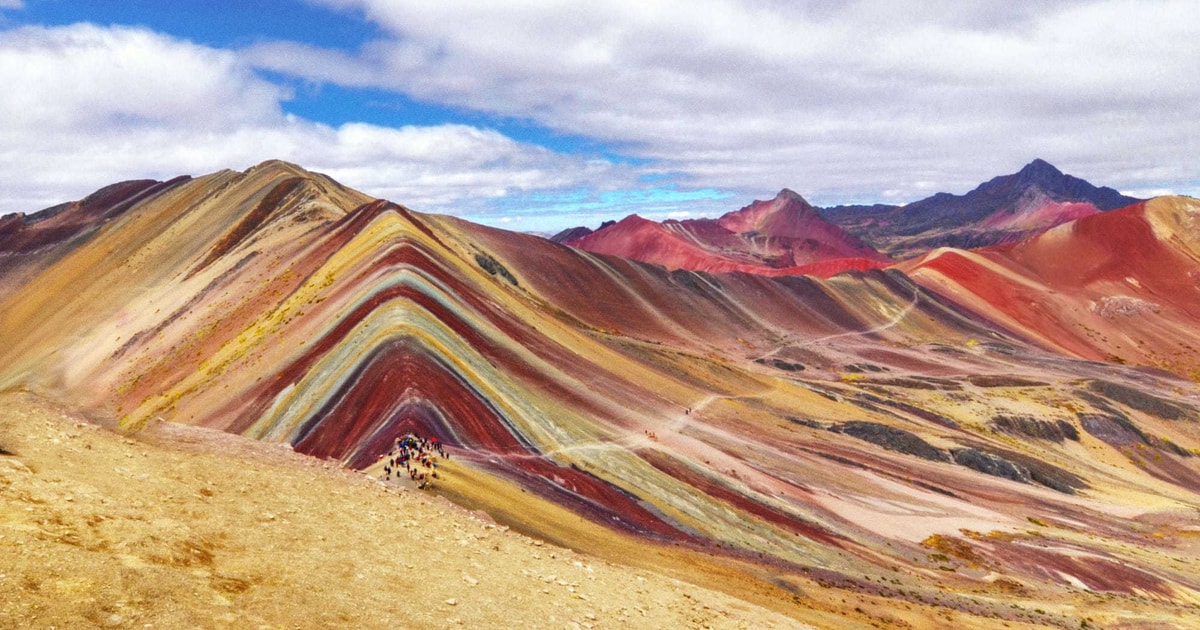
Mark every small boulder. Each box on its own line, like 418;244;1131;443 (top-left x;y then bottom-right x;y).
951;448;1030;484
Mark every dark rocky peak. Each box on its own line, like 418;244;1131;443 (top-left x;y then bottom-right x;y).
977;159;1068;196
894;159;1143;235
557;218;635;244
1016;158;1064;183
550;226;592;243
975;159;1139;211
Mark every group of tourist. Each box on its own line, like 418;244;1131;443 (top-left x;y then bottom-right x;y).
380;433;448;490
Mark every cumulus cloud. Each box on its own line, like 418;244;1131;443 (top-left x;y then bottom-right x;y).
0;24;283;129
0;23;616;218
4;3;1197;232
264;0;1199;204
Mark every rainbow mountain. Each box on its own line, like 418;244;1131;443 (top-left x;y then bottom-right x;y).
4;160;1200;627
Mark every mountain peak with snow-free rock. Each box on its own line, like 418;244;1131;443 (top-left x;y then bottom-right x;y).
716;188;820;236
988;158;1137;211
1017;157;1063;179
564;189;889;277
820;159;1144;259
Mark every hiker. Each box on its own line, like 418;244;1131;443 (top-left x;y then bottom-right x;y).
380;431;450;489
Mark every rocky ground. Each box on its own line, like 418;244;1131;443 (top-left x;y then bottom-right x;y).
0;390;806;629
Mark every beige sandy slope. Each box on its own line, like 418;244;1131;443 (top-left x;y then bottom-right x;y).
0;391;809;629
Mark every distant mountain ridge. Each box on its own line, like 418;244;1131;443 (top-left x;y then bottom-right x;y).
901;158;1136;228
818;159;1143;258
563;188;889;278
548;225;596;243
555;159;1144;263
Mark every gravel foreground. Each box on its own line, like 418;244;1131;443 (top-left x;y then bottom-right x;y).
0;391;808;629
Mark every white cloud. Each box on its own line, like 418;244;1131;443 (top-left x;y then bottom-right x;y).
0;24;283;129
272;0;1200;204
4;3;1198;229
0;23;616;216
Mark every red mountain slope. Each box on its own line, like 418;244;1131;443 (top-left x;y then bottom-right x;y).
566;189;889;278
978;197;1100;232
902;196;1200;375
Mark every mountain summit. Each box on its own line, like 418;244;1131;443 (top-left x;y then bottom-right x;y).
715;188;823;237
963;157;1137;213
821;159;1143;258
565;189;889;277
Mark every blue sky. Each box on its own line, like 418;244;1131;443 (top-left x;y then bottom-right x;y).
0;1;1196;232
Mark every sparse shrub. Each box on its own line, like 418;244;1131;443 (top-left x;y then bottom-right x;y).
951;448;1030;484
992;414;1080;442
1088;380;1194;421
833;421;950;462
474;252;519;287
754;357;805;371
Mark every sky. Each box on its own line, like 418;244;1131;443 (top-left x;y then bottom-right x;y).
0;1;1196;232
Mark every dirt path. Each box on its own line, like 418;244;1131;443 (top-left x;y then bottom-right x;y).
0;390;809;629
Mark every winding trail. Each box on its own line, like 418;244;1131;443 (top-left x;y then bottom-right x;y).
757;284;922;361
451;391;826;510
460;393;727;463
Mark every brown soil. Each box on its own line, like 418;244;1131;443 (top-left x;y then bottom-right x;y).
0;391;807;629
